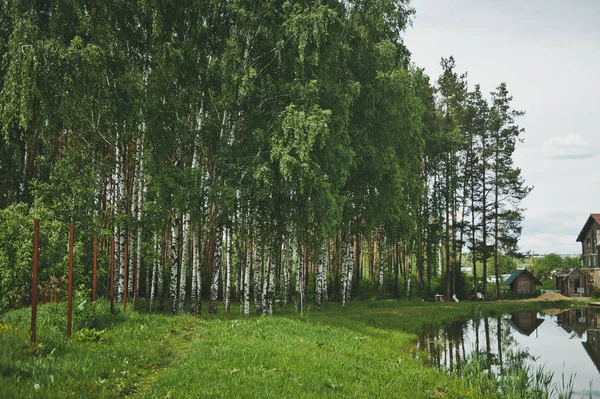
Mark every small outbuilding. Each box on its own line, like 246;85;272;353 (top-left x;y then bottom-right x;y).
503;269;542;294
555;267;592;297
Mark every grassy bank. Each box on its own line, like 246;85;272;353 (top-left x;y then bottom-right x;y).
0;299;582;398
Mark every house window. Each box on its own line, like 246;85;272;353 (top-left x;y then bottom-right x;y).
587;238;591;248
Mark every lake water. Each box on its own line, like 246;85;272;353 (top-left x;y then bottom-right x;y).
415;307;600;398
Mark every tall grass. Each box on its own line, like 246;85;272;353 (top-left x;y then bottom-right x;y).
0;298;584;398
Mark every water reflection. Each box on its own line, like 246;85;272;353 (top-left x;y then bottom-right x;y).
416;307;600;397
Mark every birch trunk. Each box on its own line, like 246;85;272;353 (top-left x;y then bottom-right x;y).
150;231;159;311
242;227;251;316
261;248;270;315
263;252;273;315
157;230;164;308
135;136;145;304
235;224;242;302
224;228;231;312
378;234;384;299
295;236;304;313
170;215;180;314
315;244;323;309
178;212;191;313
191;224;202;314
285;237;293;305
129;139;139;299
322;240;329;307
115;130;127;303
340;239;348;306
253;235;263;314
346;235;354;302
209;227;222;314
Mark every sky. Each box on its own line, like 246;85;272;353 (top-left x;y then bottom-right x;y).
403;0;600;255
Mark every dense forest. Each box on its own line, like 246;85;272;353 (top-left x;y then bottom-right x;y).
0;0;530;314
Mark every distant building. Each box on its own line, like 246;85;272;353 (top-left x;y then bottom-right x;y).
576;214;600;268
555;267;592;297
503;269;542;294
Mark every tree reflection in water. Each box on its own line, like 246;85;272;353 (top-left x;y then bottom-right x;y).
415;308;600;398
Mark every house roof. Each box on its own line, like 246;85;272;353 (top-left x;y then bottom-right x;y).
506;315;545;336
503;269;542;286
559;267;592;281
576;214;600;242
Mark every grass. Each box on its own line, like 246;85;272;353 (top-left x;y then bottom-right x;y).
0;298;583;398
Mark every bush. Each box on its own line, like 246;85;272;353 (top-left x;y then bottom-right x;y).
0;201;97;313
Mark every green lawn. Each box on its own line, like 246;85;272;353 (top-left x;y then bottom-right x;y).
0;298;581;398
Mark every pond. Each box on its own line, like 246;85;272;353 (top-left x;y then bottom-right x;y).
415;307;600;398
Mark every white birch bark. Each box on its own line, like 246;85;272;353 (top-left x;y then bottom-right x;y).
157;231;164;305
322;240;329;307
178;212;191;313
242;226;251;316
261;248;270;315
115;129;126;303
253;233;263;314
209;227;222;314
128;138;139;298
112;177;120;302
235;217;242;302
267;250;275;315
281;239;288;305
170;215;180;314
188;124;202;314
295;236;304;313
315;244;323;309
150;231;159;311
378;235;384;299
340;239;349;306
191;225;201;314
224;227;231;312
346;235;354;302
285;237;294;305
136;136;145;302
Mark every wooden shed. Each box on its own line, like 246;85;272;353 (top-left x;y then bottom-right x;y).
555;267;592;297
502;269;541;294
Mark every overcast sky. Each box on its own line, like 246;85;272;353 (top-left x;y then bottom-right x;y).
403;0;600;255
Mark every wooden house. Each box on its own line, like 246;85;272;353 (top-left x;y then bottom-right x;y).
502;269;541;294
576;214;600;268
555;267;592;296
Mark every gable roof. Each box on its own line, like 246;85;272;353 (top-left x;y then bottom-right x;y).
559;267;592;281
503;269;542;286
576;214;600;242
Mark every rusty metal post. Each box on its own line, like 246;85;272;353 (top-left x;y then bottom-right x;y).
31;219;39;348
67;222;74;339
110;239;115;314
123;235;128;312
92;234;97;302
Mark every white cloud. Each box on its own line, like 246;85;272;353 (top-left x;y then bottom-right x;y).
541;133;597;160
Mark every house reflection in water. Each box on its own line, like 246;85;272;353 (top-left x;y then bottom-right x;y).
415;307;600;395
583;309;600;374
506;310;544;336
556;308;592;336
